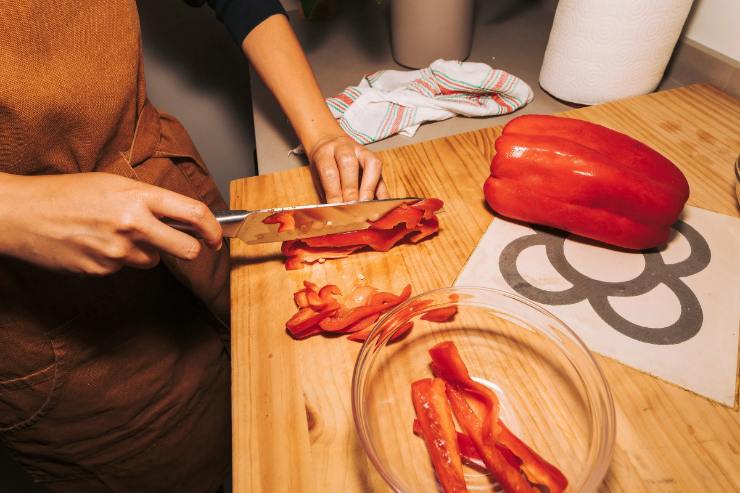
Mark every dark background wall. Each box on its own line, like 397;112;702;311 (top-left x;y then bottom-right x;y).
137;0;258;199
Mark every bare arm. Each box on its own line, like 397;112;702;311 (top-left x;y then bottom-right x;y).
242;14;388;202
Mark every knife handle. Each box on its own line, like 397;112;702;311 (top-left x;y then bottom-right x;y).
162;210;249;238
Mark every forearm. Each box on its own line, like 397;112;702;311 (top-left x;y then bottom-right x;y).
241;14;342;155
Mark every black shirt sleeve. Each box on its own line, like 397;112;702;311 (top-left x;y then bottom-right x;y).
186;0;286;45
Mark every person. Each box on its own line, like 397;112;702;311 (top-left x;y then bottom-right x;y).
0;1;385;491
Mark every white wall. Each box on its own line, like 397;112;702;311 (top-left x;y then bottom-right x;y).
280;0;301;10
684;0;740;61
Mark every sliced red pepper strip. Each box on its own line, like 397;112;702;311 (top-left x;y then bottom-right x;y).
415;198;444;219
318;284;341;303
413;418;522;472
446;385;536;493
369;284;412;306
411;378;468;493
352;320;414;344
287;282;414;341
282;242;362;270
319;304;390;332
294;290;309;308
409;215;440;243
389;320;414;342
430;342;567;492
280;199;443;269
346;322;376;342
429;341;501;440
343;285;378;309
342;285;411;340
306;290;324;310
497;423;568;493
395;298;434;320
344;312;381;334
262;211;296;232
421;306;458;323
413;418;486;470
285;307;337;339
303;280;319;292
301;224;412;252
370;204;424;230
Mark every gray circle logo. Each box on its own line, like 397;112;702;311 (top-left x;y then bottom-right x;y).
499;221;711;345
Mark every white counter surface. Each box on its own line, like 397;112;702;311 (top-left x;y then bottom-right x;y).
251;1;685;175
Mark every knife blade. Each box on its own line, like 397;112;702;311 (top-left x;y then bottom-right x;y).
166;197;423;244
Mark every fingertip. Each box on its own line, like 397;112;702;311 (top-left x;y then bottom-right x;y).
185;240;202;260
376;180;390;199
343;189;359;202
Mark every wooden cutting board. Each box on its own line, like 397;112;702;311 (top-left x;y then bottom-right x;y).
230;84;740;492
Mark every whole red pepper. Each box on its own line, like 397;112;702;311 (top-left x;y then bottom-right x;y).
484;114;689;250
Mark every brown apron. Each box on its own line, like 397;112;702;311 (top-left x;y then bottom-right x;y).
0;2;231;492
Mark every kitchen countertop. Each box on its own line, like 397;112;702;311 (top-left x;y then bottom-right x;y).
250;0;563;174
251;0;682;175
230;84;740;492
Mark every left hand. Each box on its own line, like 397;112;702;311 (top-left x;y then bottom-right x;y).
308;133;389;203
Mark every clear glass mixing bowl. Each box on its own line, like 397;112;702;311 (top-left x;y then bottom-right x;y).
352;287;615;492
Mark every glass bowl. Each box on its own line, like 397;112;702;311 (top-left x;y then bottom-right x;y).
352;287;615;492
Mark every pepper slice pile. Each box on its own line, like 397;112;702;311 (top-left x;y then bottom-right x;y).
411;341;567;493
285;281;412;341
281;198;443;270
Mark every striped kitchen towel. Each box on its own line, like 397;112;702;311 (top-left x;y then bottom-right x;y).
327;59;534;144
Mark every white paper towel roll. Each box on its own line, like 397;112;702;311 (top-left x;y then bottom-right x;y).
540;0;693;105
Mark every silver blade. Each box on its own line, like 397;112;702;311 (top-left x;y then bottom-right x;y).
229;197;423;244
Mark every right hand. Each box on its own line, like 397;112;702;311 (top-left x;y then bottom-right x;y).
0;172;223;276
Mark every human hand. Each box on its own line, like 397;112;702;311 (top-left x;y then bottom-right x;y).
0;172;222;276
308;134;390;203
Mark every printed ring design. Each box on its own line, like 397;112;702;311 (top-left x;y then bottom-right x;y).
499;221;711;345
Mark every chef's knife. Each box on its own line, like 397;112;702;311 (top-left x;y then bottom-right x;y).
165;197;422;244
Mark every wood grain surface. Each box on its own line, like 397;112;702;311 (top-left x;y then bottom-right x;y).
230;84;740;492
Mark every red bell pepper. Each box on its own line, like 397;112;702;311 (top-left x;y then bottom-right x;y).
496;422;568;493
281;198;443;270
484;114;689;250
411;378;468;493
